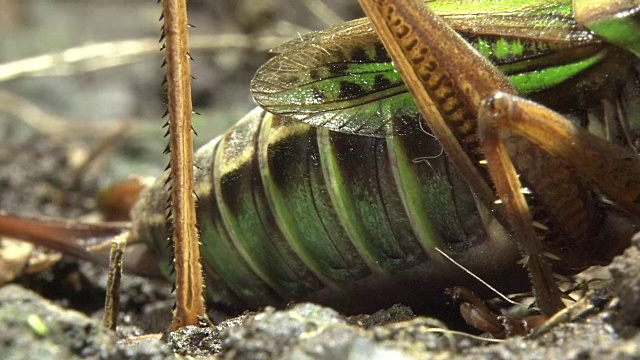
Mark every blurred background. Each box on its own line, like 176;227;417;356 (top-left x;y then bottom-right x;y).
0;0;363;217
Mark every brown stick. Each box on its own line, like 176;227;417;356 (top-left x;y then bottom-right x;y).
161;0;206;330
102;236;125;331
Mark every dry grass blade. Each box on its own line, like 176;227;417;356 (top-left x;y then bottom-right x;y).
0;35;290;83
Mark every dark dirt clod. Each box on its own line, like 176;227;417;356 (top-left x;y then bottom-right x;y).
347;303;416;328
166;315;248;356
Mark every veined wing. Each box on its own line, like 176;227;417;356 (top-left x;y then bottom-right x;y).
251;18;419;137
251;0;602;137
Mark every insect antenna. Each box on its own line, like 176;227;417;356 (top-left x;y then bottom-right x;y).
435;247;524;308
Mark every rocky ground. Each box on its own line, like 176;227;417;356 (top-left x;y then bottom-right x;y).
0;239;640;359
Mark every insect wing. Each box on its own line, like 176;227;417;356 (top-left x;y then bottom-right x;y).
251;18;420;138
251;0;601;138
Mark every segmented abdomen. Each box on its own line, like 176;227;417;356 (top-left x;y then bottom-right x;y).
133;108;522;312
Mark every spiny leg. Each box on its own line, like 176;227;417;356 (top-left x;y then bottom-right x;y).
477;102;565;315
358;0;565;315
474;0;640;313
357;0;512;215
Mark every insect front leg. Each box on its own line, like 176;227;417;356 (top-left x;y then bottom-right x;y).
446;286;547;338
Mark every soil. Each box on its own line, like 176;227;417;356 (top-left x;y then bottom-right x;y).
1;242;640;359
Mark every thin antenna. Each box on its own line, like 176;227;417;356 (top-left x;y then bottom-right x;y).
435;247;524;307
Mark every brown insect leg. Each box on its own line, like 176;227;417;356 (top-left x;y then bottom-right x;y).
478;94;565;316
447;286;548;338
480;91;640;219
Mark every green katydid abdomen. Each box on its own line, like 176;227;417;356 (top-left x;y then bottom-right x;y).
132;108;525;312
130;0;640;311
